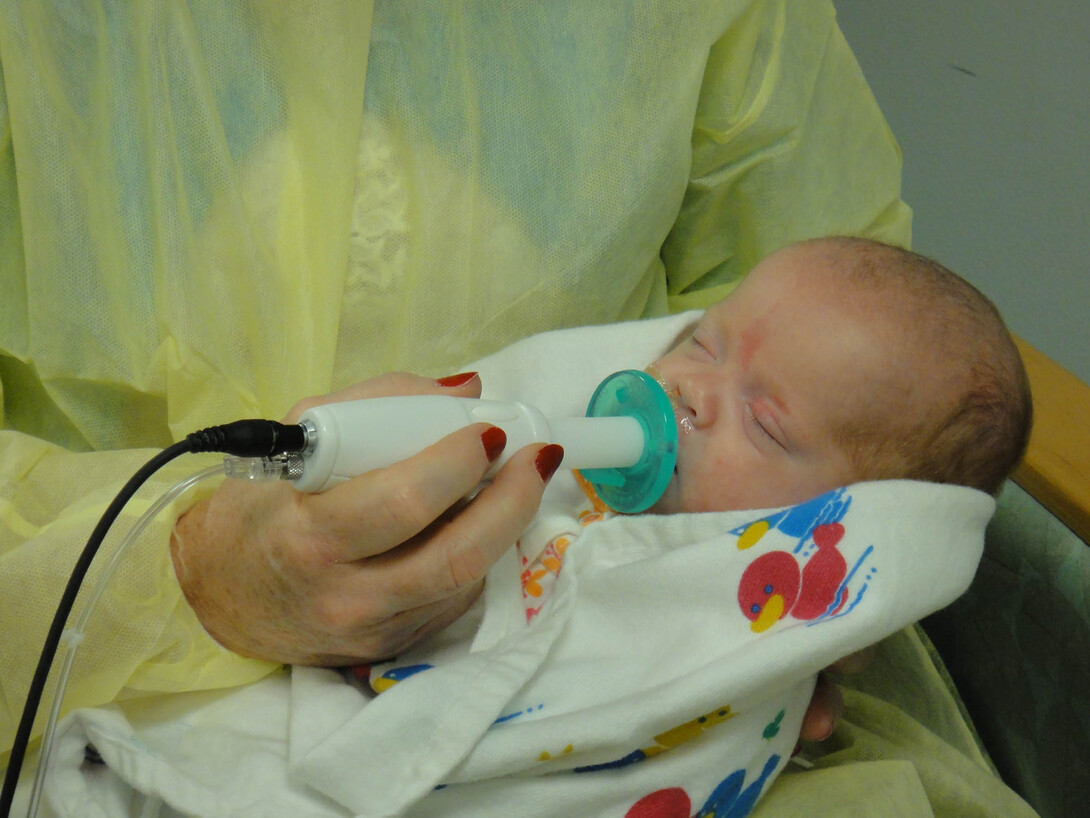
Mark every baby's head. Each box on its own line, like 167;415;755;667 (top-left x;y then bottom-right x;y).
647;237;1032;514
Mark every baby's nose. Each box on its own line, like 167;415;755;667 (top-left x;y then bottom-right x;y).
677;373;718;429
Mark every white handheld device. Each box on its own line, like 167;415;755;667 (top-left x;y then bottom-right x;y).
293;397;642;492
286;370;678;513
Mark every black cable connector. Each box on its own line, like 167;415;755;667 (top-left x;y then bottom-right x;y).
0;419;309;815
186;419;308;457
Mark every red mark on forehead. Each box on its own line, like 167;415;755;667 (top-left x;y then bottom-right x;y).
739;321;766;370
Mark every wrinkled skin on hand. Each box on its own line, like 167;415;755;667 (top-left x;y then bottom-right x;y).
170;372;557;666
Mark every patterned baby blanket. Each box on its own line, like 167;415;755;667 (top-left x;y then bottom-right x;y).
36;313;994;818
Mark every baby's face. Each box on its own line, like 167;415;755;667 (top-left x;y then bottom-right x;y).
647;245;914;514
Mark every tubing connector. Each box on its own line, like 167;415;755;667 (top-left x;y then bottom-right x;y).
224;453;305;482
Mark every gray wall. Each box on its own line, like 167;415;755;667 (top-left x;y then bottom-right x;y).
835;1;1089;385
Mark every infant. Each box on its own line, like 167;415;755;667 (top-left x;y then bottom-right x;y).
338;236;1031;818
646;235;1031;515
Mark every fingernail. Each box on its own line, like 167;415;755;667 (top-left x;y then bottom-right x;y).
535;444;564;482
436;371;478;387
481;426;507;461
816;701;842;742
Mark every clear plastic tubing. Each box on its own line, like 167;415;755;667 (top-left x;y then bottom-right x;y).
26;464;226;818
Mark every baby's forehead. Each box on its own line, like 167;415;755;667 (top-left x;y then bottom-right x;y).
703;261;863;334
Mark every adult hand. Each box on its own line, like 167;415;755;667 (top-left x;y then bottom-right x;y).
798;647;875;742
170;372;563;666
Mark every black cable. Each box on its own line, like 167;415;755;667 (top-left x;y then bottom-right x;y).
0;420;306;815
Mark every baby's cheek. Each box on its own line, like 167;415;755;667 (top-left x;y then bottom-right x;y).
679;466;732;513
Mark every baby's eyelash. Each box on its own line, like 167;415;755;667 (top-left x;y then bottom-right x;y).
688;332;714;358
745;405;781;447
745;407;772;438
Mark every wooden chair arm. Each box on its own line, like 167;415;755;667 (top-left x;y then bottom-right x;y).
1012;336;1090;543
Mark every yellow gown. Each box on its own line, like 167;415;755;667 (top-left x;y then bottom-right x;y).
4;4;1027;816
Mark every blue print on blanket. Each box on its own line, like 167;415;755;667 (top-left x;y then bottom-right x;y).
730;487;852;552
620;753;782;818
695;753;781;818
370;663;433;692
732;488;875;633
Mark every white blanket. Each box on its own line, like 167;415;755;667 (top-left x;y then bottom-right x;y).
34;313;995;818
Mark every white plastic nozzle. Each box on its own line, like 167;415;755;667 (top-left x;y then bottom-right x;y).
546;417;643;469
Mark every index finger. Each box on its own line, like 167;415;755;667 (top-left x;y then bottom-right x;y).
305;421;504;560
284;371;483;422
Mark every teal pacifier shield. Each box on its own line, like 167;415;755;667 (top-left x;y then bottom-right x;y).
582;369;678;513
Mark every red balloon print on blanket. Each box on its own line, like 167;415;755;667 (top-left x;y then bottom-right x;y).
737;523;848;632
625;787;691;818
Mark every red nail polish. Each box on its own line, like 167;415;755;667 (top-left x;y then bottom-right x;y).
481;426;507;461
535;444;564;482
436;371;478;387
